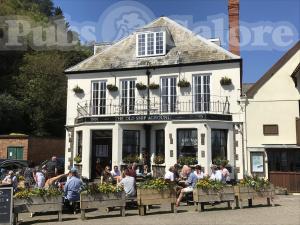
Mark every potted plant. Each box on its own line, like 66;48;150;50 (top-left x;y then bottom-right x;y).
80;183;125;219
73;85;84;94
177;156;197;166
152;154;165;178
177;79;190;88
74;154;82;164
122;154;141;164
136;178;177;215
136;82;147;90
234;175;274;208
14;188;63;222
107;84;118;92
220;77;232;86
193;177;235;211
148;83;159;90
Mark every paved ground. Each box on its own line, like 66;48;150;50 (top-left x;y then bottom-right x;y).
18;195;300;225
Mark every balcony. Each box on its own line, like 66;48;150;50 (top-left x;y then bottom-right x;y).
77;95;230;119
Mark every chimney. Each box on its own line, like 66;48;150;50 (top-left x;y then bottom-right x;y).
228;0;240;56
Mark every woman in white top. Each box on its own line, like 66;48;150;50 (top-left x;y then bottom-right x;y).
34;167;45;188
220;163;231;184
209;164;223;182
193;165;204;180
164;166;175;181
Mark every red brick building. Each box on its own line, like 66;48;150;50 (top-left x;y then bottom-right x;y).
0;135;65;164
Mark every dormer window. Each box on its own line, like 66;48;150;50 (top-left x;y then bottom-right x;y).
136;31;166;57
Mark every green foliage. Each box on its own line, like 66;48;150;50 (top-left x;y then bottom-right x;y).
239;175;271;192
212;157;229;166
148;83;159;90
122;154;140;164
14;187;62;199
74;154;82;164
136;82;147;90
107;84;118;92
73;85;84;94
137;178;173;190
177;156;197;166
177;79;190;88
220;77;232;86
196;177;225;192
153;154;165;164
83;183;123;195
0;93;25;134
0;0;92;137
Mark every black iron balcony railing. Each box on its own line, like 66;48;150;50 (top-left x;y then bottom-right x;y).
77;95;230;118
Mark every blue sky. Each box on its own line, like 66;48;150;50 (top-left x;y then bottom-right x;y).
53;0;300;83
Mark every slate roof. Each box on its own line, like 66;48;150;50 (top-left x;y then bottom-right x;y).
66;17;240;73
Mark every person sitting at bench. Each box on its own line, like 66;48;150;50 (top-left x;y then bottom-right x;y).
175;165;197;207
164;166;175;181
118;169;136;197
64;167;83;202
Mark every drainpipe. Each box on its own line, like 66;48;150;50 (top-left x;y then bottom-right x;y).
146;69;151;115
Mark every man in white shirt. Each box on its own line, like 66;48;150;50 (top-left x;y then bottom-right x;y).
118;169;136;197
164;166;175;181
209;164;223;182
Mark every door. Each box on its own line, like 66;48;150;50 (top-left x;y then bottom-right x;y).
91;130;112;179
267;148;300;192
161;77;176;113
7;147;24;160
120;80;135;114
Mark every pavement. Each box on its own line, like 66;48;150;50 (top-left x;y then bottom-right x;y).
17;195;300;225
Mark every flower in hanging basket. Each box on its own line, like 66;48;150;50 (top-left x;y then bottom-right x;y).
177;79;190;88
136;82;147;90
220;77;232;86
73;85;84;94
153;154;165;164
74;154;82;164
148;83;159;90
107;84;118;92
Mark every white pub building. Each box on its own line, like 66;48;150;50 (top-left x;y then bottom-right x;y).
64;16;244;180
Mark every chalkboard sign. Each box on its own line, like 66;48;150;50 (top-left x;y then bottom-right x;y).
0;187;13;225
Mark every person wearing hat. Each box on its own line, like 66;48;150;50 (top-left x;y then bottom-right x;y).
209;164;223;182
2;170;18;192
64;167;83;202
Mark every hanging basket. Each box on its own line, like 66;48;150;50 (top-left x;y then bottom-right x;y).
177;79;190;88
136;82;147;90
107;84;118;92
220;77;232;86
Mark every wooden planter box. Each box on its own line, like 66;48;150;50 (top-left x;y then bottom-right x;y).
193;186;235;212
80;192;126;219
152;165;166;178
234;185;275;208
137;188;177;215
13;196;63;224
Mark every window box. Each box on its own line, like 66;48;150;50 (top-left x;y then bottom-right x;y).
220;77;232;86
122;154;141;164
73;85;84;94
177;156;198;166
193;184;235;211
107;84;118;92
136;82;147;90
153;154;165;165
177;79;190;88
80;190;126;219
148;83;160;90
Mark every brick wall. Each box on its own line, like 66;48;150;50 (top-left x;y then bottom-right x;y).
28;137;65;164
0;135;29;160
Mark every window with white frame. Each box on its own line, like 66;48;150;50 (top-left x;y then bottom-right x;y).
92;81;106;115
137;31;165;57
193;74;210;112
161;77;176;113
120;80;135;114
